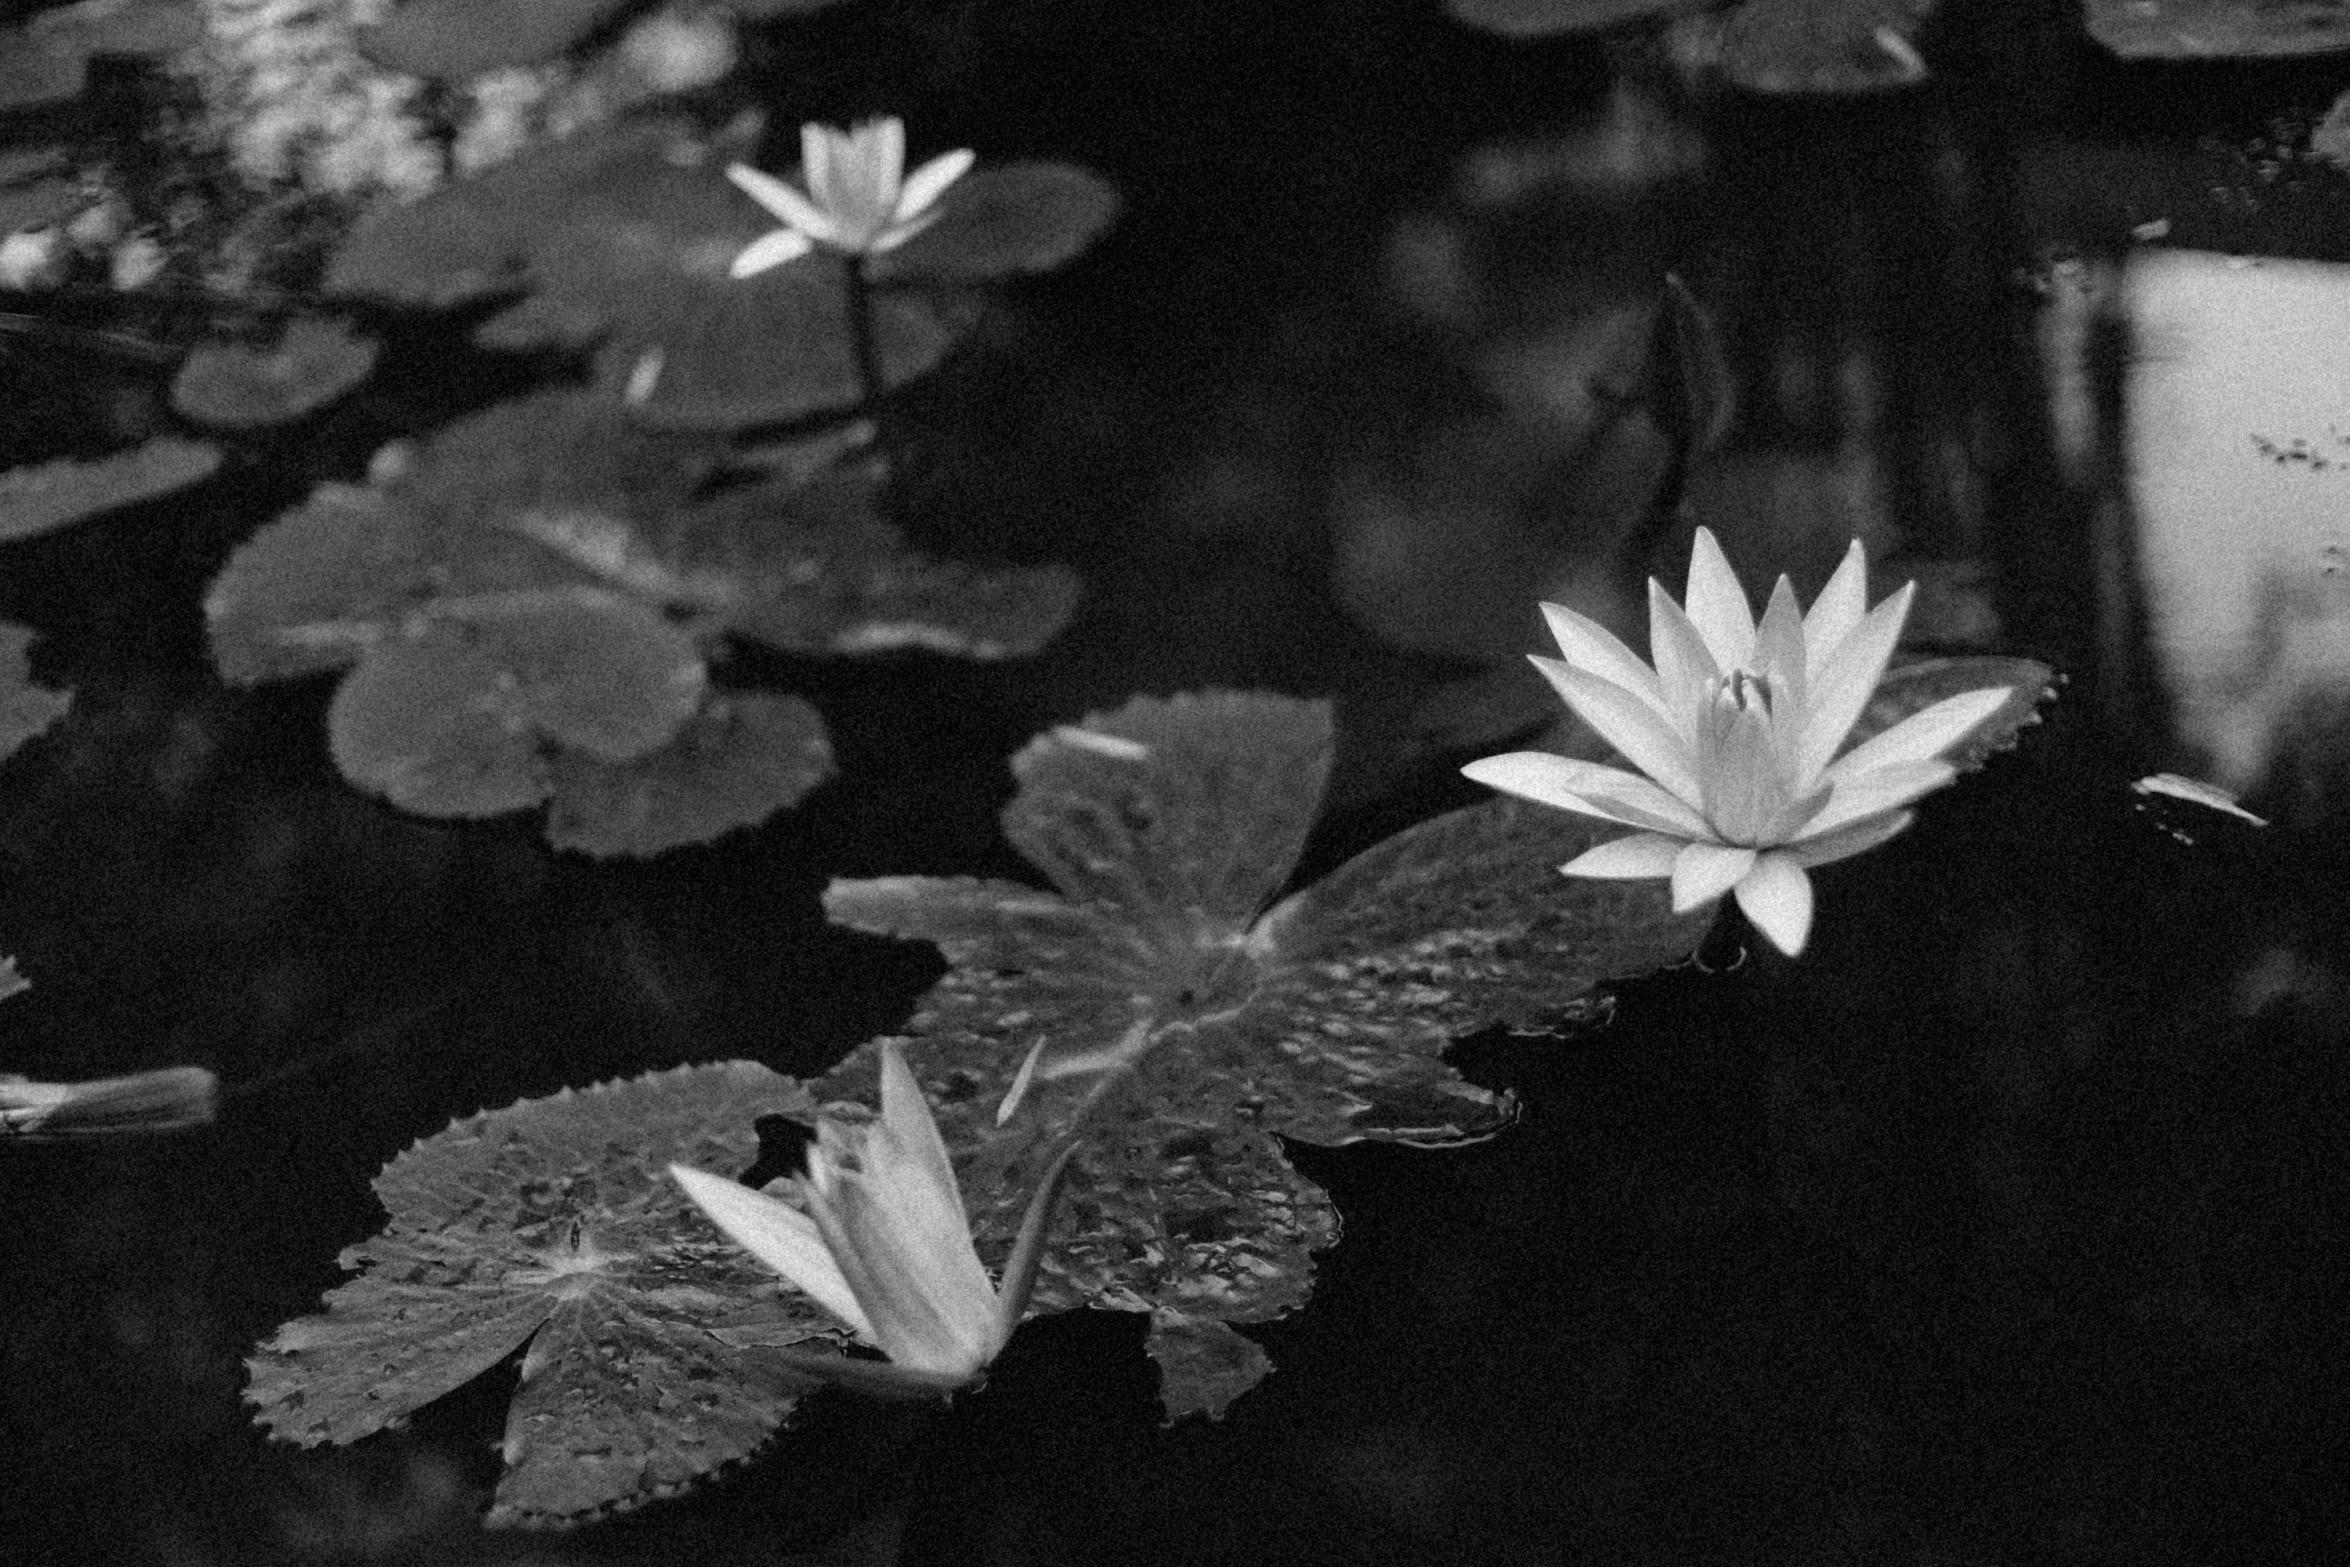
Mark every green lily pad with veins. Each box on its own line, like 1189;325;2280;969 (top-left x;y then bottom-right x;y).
821;691;1712;1418
248;1063;839;1528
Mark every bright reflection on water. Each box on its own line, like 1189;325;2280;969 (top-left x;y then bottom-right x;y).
2128;249;2350;794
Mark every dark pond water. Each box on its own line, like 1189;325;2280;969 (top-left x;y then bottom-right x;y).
6;2;2350;1563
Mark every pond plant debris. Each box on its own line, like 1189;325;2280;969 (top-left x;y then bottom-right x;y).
1464;528;2014;957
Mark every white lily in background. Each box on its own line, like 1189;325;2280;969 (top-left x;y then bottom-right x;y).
725;117;975;278
672;1041;1074;1397
1462;528;2010;957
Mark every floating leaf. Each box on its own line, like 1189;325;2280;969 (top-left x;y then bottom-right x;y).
1855;655;2054;773
646;464;1081;658
327;594;707;819
870;164;1124;284
205;486;435;684
545;691;835;857
248;1062;837;1528
171;317;380;428
821;692;1709;1417
2086;0;2350;58
329;122;974;428
0;438;222;541
1669;0;1935;92
1446;0;1707;38
0;622;69;764
360;0;636;77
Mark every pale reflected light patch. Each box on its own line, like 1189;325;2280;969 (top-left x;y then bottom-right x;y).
2127;250;2350;792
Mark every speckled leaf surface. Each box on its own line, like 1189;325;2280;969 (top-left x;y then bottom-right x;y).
821;692;1709;1416
248;1063;837;1528
1853;655;2054;771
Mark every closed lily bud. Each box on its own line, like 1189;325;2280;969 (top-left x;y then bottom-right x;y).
673;1041;1074;1396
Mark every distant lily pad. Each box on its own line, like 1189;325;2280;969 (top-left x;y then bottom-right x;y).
822;692;1710;1418
1670;0;1936;92
870;163;1124;284
171;317;380;428
1446;0;1706;35
360;0;636;77
2086;0;2350;58
0;622;69;764
0;438;223;541
248;1062;838;1528
545;691;835;857
326;594;707;819
207;392;1074;850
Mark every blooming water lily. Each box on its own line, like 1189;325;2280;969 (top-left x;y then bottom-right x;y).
672;1041;1074;1396
726;117;975;278
1462;528;2010;957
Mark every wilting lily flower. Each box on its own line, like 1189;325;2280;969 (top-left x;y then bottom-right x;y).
1462;528;2010;957
725;117;975;278
672;1042;1074;1396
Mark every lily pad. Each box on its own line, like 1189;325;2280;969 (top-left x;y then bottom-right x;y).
545;691;835;857
869;163;1124;285
171;317;380;429
207;393;1071;848
1670;0;1937;92
0;622;70;763
360;0;636;77
1445;0;1707;36
2086;0;2350;58
328;122;974;428
0;438;222;541
326;594;707;819
248;1062;838;1528
821;692;1711;1417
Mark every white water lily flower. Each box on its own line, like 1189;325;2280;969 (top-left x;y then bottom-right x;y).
725;116;975;278
672;1041;1073;1396
1462;528;2010;957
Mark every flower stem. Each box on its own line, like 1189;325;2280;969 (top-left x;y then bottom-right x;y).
845;254;883;417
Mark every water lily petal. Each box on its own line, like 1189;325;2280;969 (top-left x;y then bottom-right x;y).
896;147;976;222
1793;585;1913;785
1462;751;1711;836
1533;659;1706;809
1753;576;1809;706
867;1044;996;1312
1798;759;1952;839
1645;582;1721;731
807;1180;993;1379
1560;831;1685;879
1802;539;1869;675
1543;600;1671;719
987;1141;1081;1355
728;163;841;244
1694;693;1803;844
671;1163;876;1343
1733;853;1814;955
1829;685;2009;780
799;123;836;210
730;227;816;277
1683;527;1757;670
1672;839;1756;911
1785;807;1914;869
